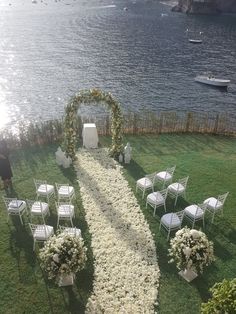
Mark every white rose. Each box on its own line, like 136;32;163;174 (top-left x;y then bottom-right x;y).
183;247;192;257
53;253;60;263
190;229;200;239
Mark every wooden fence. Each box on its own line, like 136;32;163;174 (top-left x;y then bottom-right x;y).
81;111;236;137
1;111;236;150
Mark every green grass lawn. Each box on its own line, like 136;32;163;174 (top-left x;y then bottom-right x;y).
0;144;94;314
100;134;236;314
0;134;236;313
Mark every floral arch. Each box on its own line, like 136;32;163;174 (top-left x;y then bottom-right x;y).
63;89;123;160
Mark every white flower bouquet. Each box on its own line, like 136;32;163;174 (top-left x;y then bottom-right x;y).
168;227;215;274
39;231;87;280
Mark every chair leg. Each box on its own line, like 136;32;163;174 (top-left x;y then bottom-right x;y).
19;214;23;225
153;206;156;217
164;202;166;212
142;189;145;199
159;222;162;231
174;195;178;207
202;217;205;229
70;217;73;227
33;240;36;251
167;229;170;241
211;212;215;223
57;216;59;228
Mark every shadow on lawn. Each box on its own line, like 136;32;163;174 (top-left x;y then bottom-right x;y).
11;144;58;171
37;261;89;314
60;165;78;185
8;220;37;283
62;286;85;313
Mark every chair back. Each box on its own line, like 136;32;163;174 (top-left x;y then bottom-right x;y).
2;197;16;208
145;172;156;184
166;165;176;177
197;203;207;216
34;179;48;190
218;192;229;206
159;189;168;201
55;182;69;191
178;176;189;189
173;210;184;225
29;223;48;238
56;201;73;215
59;226;80;236
27;199;44;212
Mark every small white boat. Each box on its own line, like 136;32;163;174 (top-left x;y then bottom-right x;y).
189;39;202;44
195;75;230;87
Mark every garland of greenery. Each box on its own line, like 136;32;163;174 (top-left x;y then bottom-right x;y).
63;89;123;160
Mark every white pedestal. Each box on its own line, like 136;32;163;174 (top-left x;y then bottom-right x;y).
82;123;98;149
58;273;75;287
178;268;198;282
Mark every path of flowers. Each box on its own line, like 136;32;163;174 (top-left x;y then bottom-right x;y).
75;148;160;313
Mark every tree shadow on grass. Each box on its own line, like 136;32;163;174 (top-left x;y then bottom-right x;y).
122;159;146;181
11;144;58;171
62;286;85;314
8;220;37;283
59;165;78;185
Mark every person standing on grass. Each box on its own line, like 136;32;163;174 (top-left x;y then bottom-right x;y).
0;139;13;192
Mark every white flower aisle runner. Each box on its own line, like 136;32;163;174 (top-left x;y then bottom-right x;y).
75;148;160;313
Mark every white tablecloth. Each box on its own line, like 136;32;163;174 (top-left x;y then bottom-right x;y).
82;123;98;149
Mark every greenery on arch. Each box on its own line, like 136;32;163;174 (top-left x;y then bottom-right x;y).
63;89;123;160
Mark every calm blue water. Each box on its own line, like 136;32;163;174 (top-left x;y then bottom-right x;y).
0;0;236;129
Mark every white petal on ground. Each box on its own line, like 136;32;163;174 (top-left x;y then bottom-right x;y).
75;148;160;313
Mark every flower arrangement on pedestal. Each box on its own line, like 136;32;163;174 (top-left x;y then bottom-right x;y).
39;232;87;285
168;227;215;282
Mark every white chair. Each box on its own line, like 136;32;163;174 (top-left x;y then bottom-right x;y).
203;192;229;223
136;172;156;199
184;203;207;228
34;179;55;202
55;183;75;202
155;166;176;188
167;176;189;207
59;225;81;237
29;223;54;251
146;189;168;216
56;201;75;228
26;199;50;224
3;197;27;225
159;210;184;240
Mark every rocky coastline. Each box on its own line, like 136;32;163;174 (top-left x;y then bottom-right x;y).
172;0;236;15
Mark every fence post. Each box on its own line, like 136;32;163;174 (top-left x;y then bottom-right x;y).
133;113;138;134
214;114;219;134
185;112;192;132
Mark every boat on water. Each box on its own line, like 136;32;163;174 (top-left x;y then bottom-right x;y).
189;39;202;44
195;75;230;88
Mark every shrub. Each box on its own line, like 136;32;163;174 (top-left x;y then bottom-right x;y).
201;278;236;314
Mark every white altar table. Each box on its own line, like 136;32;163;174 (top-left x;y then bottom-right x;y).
82;123;98;149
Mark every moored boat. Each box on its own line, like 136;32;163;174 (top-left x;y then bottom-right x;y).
194;75;230;87
189;39;202;44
